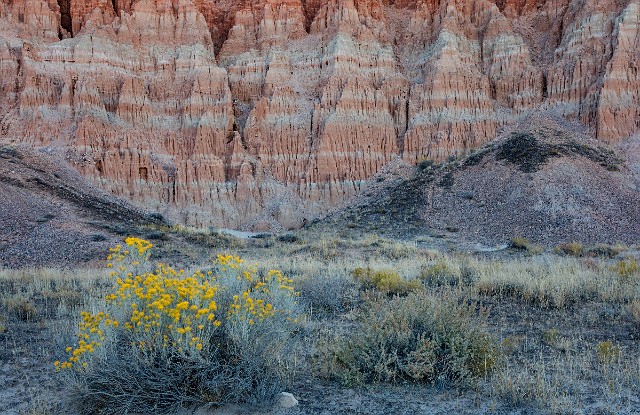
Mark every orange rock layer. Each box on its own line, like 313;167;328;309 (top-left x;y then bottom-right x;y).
0;0;638;228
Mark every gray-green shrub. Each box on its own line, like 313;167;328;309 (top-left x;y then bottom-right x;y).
326;292;498;387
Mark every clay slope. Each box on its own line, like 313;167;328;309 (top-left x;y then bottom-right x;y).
0;0;639;229
0;145;164;268
317;116;640;246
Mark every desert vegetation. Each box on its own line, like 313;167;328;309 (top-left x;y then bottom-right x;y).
1;232;639;414
52;238;303;414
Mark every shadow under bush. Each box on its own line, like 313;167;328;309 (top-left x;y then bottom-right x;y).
321;292;498;387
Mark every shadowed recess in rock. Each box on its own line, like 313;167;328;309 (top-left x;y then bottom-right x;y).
57;0;73;37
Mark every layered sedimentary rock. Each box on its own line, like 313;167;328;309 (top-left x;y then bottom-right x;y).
597;1;640;142
0;0;638;229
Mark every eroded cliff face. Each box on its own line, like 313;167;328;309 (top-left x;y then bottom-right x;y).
0;0;638;229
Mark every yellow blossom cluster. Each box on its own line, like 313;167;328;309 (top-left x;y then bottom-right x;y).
55;311;115;370
226;269;298;325
215;254;244;272
266;269;296;293
105;263;222;350
106;237;153;270
228;290;275;324
106;244;125;266
125;237;153;255
57;238;300;372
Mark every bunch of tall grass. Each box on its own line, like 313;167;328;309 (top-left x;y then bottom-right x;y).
474;256;639;308
492;340;639;412
351;267;421;295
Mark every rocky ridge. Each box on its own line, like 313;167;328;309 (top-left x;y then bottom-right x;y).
0;0;638;229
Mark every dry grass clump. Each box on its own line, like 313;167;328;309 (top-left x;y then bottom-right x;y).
474;256;638;308
492;341;639;413
611;259;639;278
320;292;498;387
419;255;482;288
540;328;573;353
554;242;629;258
596;341;621;364
508;237;530;250
554;242;631;259
555;241;585;257
509;237;543;254
420;259;465;286
351;267;421;295
41;289;83;308
492;357;578;412
360;236;420;260
541;328;560;346
584;243;628;258
295;270;359;315
0;268;108;322
5;297;37;321
0;267;107;293
500;336;523;354
55;238;304;414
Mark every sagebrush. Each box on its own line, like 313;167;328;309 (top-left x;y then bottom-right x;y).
322;292;498;387
55;237;303;414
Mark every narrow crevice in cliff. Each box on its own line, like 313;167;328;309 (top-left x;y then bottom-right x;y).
111;0;118;17
493;0;507;13
301;0;323;33
552;2;575;54
404;96;410;138
489;81;497;101
57;0;73;38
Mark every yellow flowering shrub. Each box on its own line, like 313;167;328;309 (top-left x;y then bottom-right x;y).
56;238;303;412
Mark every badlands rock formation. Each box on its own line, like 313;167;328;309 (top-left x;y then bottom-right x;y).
0;0;638;229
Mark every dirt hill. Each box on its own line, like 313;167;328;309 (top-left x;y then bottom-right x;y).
313;118;640;247
0;145;165;268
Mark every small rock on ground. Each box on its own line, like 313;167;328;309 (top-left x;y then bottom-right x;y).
277;392;298;409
